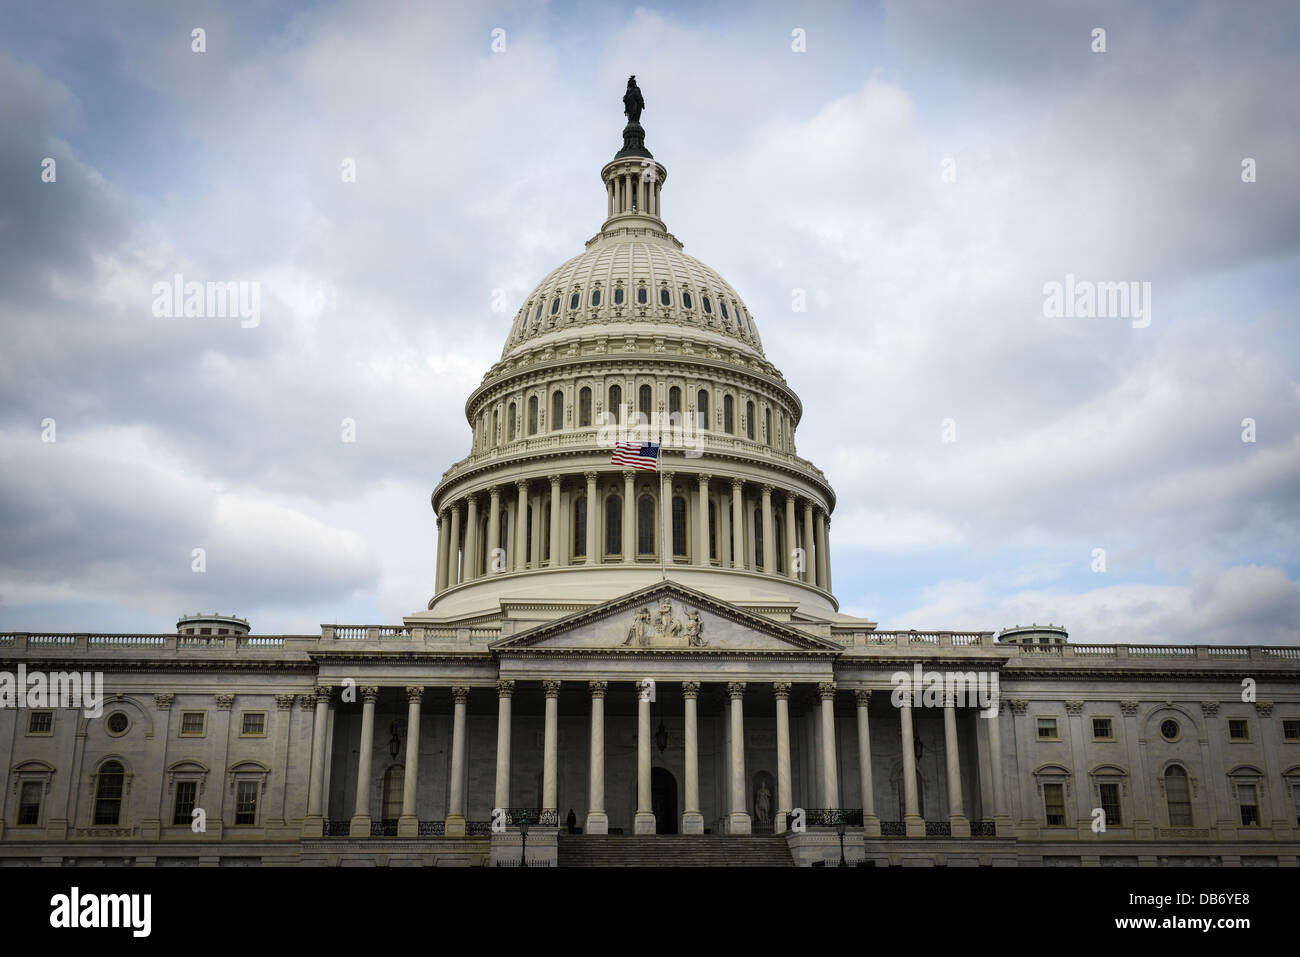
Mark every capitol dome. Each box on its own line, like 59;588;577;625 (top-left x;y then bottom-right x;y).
419;84;841;624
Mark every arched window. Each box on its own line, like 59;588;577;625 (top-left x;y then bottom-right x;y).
672;496;687;557
382;767;404;821
614;286;625;305
659;287;671;307
1165;766;1192;826
492;409;499;446
527;396;538;435
532;302;543;324
573;496;587;558
569;291;580;310
708;501;717;559
499;511;509;552
668;386;681;420
551;391;564;431
736;308;747;332
579;387;592;427
507;403;517;440
774;515;784;573
93;761;125;826
697;389;710;430
765;408;772;446
745;400;755;439
591;288;601;307
637;494;656;555
636;286;648;305
702;295;713;314
550;297;560;315
609;385;622;423
638;384;652;422
723;395;735;434
605;495;622;556
682;291;693;310
721;300;730;320
754;507;764;570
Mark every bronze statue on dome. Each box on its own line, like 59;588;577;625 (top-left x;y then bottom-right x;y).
623;75;644;123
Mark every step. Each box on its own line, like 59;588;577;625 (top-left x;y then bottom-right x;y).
557;835;794;867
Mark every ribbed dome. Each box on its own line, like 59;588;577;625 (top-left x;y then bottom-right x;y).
502;235;765;360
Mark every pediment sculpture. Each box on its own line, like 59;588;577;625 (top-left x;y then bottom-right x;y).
620;598;707;648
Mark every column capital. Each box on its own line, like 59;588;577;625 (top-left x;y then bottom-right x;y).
662;470;674;484
896;688;913;708
817;681;836;700
681;681;700;698
451;685;472;703
1065;699;1084;714
1200;700;1220;717
622;468;635;482
405;686;425;703
731;477;744;491
589;680;609;698
154;693;174;710
496;679;515;699
855;689;872;706
773;682;792;698
1118;699;1137;716
697;473;712;486
314;685;334;703
359;686;380;703
275;694;295;711
1255;701;1273;718
296;694;316;710
760;483;773;496
489;485;502;501
637;679;655;700
548;473;563;486
515;478;529;491
727;681;747;699
543;679;562;698
584;470;599;483
942;691;959;709
215;693;235;711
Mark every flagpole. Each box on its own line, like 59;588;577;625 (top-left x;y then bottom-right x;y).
659;455;667;581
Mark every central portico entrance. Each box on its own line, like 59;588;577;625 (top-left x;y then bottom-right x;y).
652;767;678;834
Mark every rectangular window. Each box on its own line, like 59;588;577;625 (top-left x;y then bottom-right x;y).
234;781;258;826
1283;719;1300;741
240;712;266;736
1043;783;1066;826
180;712;206;736
17;782;42;826
1092;718;1113;740
1037;718;1059;740
173;781;197;826
27;711;53;735
1238;784;1259;826
1229;719;1250;741
1099;782;1122;826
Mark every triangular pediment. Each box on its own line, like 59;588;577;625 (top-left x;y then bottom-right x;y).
490;581;843;655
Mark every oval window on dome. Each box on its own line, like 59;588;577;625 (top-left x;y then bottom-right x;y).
702;295;712;314
533;302;543;323
659;287;671;307
637;287;648;305
570;292;580;310
682;291;693;309
614;287;625;305
736;308;747;332
720;300;730;320
550;297;560;315
591;289;601;306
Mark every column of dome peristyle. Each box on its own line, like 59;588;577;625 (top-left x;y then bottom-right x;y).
601;156;668;230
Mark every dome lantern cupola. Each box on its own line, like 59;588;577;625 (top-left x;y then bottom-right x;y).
601;75;668;230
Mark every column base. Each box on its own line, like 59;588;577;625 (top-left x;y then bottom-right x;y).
1134;819;1155;840
904;814;925;838
681;811;705;835
585;811;608;835
862;813;881;838
445;814;467;838
301;815;324;839
397;814;419;838
727;811;752;835
993;815;1014;838
634;812;657;835
349;814;371;838
949;815;971;838
774;811;790;835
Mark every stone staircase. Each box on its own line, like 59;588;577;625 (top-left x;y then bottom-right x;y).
558;834;795;867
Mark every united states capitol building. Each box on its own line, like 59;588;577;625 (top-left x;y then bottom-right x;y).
3;81;1298;868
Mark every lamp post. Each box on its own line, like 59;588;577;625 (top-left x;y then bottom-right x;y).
517;808;531;868
836;812;847;867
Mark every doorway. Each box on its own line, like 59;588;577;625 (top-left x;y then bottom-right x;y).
651;767;678;834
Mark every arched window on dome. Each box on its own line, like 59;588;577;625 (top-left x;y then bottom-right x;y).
527;396;538;436
533;302;543;324
579;387;592;427
702;295;713;314
507;403;517;441
492;409;499;447
659;287;671;307
569;291;580;310
608;385;622;424
638;384;652;423
773;514;784;573
723;395;734;435
637;494;656;556
671;495;687;558
745;400;755;440
550;297;560;315
573;495;587;559
697;389;710;431
753;507;764;570
605;495;622;557
613;286;624;306
736;308;747;333
668;386;682;426
499;511;509;553
720;300;730;321
551;391;564;432
636;286;648;305
765;408;773;447
591;288;601;307
682;291;693;310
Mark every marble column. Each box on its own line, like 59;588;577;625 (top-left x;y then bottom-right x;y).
622;469;635;562
682;682;704;834
988;699;1011;834
783;494;798;580
819;682;839;810
662;471;674;560
728;682;751;834
487;486;502;574
695;474;711;566
774;682;793;834
302;686;332;837
446;686;470;837
943;692;971;837
760;484;776;574
548;474;563;567
397;686;423;837
349;686;380;837
730;479;746;570
855;691;880;836
900;689;924;837
801;500;816;586
824;517;833;592
586;681;608;834
584;471;599;563
493;680;514;813
436;510;450;592
464;496;479;581
448;504;462;585
515;480;529;570
542;680;560;816
815;509;829;590
635;680;656;833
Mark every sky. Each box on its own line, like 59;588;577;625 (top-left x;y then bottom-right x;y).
0;0;1296;644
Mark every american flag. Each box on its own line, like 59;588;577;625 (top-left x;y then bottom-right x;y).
610;441;660;471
